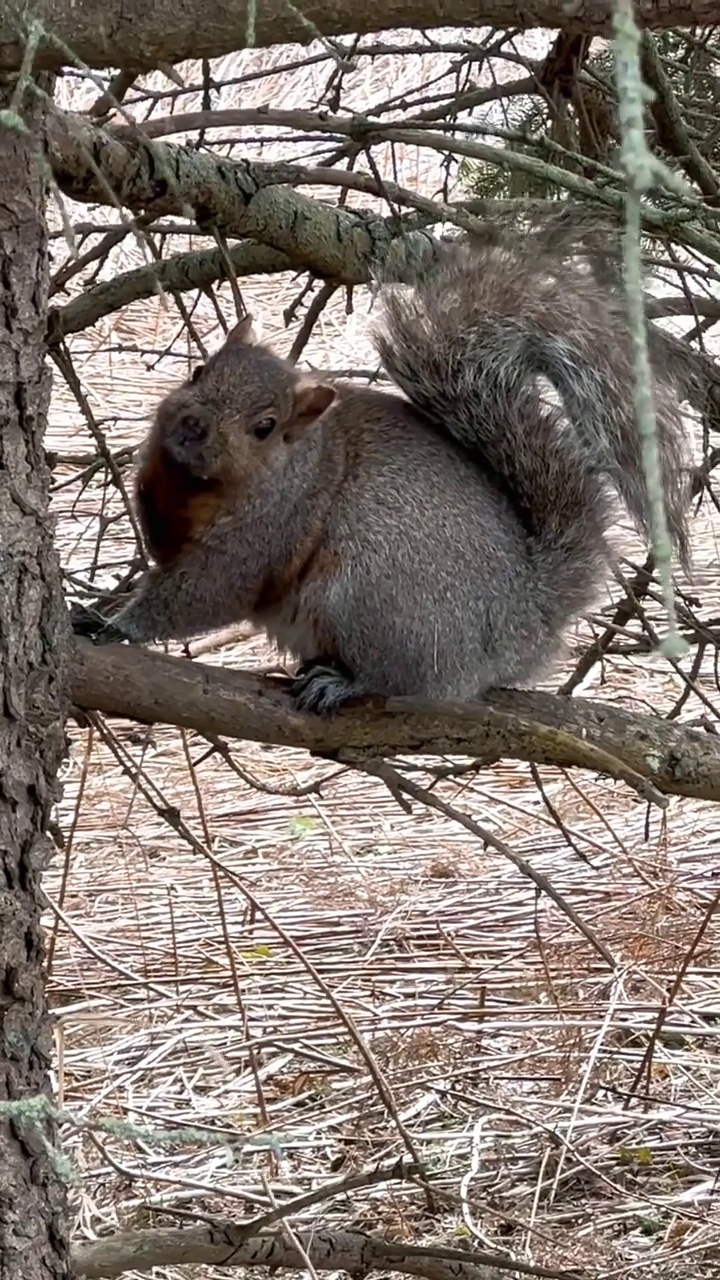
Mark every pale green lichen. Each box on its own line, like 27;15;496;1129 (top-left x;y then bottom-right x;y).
0;1094;285;1184
612;0;689;663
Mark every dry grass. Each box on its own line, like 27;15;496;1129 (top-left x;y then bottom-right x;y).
44;31;720;1280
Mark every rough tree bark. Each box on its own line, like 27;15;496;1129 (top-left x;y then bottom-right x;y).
0;82;71;1280
0;0;716;75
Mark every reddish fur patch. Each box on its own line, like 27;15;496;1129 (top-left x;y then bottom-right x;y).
256;544;342;656
256;539;329;611
300;547;344;654
135;444;227;565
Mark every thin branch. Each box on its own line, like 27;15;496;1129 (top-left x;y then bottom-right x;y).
236;1157;420;1237
48;241;292;343
360;759;617;966
640;31;720;203
625;883;720;1102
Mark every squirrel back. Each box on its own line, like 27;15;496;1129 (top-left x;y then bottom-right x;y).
78;218;692;715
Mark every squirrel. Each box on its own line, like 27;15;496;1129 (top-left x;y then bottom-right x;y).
72;216;692;716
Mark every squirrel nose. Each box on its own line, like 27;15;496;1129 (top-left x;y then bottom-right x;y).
175;413;209;450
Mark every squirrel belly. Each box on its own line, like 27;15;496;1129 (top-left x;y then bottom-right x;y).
76;218;691;716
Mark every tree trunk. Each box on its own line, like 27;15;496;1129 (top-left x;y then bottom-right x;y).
0;80;71;1278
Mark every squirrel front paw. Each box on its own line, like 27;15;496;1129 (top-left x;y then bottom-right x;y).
70;604;129;645
291;658;359;716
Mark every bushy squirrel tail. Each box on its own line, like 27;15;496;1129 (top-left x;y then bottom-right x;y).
373;219;691;572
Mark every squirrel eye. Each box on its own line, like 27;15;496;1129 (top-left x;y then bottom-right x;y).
253;417;277;441
190;365;205;384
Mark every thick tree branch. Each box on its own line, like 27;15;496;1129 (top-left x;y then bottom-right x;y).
45;109;720;423
47;224;720;356
46;109;720;273
46;111;438;283
71;1223;556;1280
70;638;720;802
1;0;715;76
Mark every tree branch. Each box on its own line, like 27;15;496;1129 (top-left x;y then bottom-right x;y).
44;105;720;477
46;213;720;351
46;108;720;274
1;0;715;75
71;1222;573;1280
46;110;439;284
640;31;720;203
70;638;720;802
48;241;292;343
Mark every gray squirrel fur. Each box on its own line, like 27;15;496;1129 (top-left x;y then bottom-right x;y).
73;220;691;715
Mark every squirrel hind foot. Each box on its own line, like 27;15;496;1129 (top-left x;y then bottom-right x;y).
291;658;363;717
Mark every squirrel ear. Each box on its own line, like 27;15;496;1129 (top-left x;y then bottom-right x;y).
224;314;257;347
289;380;336;438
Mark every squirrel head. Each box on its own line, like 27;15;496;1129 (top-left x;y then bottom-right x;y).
150;315;337;484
